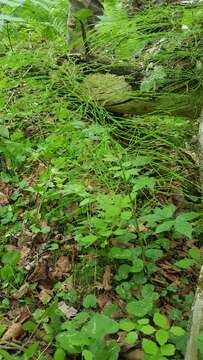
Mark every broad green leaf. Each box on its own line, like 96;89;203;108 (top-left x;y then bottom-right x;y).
153;313;169;329
0;125;9;138
54;348;66;360
83;294;97;309
140;325;155;335
0;350;13;360
156;221;174;234
145;249;164;260
176;212;199;222
109;247;132;259
157;204;176;219
125;331;138;345
79;235;98;247
175;258;195;269
119;320;135;332
170;326;185;337
2;251;20;266
117;264;131;279
188;247;201;262
131;259;144;272
82;350;93;360
133;176;155;192
82;314;119;339
23;343;39;360
137;318;149;325
174;219;193;239
0;324;7;337
142;339;158;355
127;299;152;318
160;344;176;356
155;329;169;345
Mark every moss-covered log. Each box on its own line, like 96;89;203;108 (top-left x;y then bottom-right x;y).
81;73;203;119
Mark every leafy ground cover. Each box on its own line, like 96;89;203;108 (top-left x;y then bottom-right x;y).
0;1;203;359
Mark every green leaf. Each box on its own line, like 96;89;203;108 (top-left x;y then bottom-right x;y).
125;331;138;345
131;259;144;273
127;300;152;318
23;342;39;360
0;125;9;138
133;176;155;192
156;329;169;345
82;350;93;360
175;258;195;269
142;339;158;355
153;313;169;329
22;321;37;332
140;325;155;335
109;247;132;259
160;344;176;356
54;348;66;360
117;264;131;280
75;8;93;21
79;235;98;247
83;294;97;309
156;221;174;233
137;318;149;325
170;326;185;337
157;204;176;219
82;314;119;339
2;250;20;266
174;219;193;239
0;324;7;337
119;320;135;331
188;247;201;262
0;350;13;360
145;249;164;260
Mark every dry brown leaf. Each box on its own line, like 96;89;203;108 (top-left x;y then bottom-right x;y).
103;265;112;290
124;349;144;360
2;323;24;341
14;282;30;299
58;301;77;319
20;246;32;267
0;191;9;206
50;256;72;280
29;261;48;282
38;288;53;304
17;230;34;248
97;294;111;310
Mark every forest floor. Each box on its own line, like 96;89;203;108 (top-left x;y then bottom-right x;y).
0;3;203;360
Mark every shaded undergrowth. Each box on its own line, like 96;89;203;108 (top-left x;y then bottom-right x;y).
0;2;203;360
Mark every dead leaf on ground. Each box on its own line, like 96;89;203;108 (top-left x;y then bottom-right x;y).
0;191;9;205
123;349;144;360
1;323;24;341
50;256;72;280
20;246;32;267
29;261;48;282
8;306;31;324
58;301;77;319
0;181;13;205
38;288;53;304
17;230;34;247
103;265;112;290
14;282;30;299
97;294;111;310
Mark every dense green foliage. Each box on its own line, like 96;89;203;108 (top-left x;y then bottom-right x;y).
0;1;203;359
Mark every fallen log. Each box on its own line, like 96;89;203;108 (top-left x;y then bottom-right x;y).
81;73;203;119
